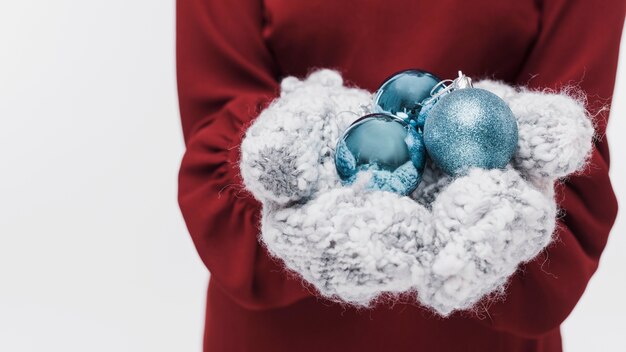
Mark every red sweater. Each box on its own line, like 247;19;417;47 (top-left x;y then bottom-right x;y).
176;1;623;351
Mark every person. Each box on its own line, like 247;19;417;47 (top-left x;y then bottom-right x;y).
176;0;624;351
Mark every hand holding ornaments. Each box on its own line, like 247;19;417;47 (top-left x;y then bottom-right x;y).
239;69;594;316
335;70;519;195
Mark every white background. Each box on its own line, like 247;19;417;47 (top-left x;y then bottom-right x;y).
0;1;623;351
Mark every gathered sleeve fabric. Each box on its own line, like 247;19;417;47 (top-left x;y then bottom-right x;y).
176;0;312;310
475;0;624;337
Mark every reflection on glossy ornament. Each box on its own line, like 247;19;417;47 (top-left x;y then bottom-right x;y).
374;69;441;124
335;113;426;195
423;88;518;176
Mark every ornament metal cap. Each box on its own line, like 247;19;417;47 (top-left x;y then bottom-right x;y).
453;71;473;89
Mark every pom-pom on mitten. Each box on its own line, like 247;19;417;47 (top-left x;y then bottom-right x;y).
240;70;594;316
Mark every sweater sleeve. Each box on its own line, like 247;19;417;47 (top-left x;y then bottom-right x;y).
475;0;624;337
176;0;312;310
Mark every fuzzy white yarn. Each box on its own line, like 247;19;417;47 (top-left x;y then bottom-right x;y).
240;70;372;205
240;69;594;316
474;80;594;190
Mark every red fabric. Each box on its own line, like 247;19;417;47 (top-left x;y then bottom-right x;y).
176;0;624;350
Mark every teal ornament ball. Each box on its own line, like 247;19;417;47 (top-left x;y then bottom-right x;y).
423;88;518;176
335;113;426;195
374;69;441;124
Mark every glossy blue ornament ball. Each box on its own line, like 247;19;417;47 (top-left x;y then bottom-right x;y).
374;69;441;123
335;114;426;195
423;88;518;176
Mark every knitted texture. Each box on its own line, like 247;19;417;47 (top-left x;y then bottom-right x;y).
240;71;372;205
240;69;594;316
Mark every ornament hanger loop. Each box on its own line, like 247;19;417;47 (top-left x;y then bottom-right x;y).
425;71;473;103
429;79;454;96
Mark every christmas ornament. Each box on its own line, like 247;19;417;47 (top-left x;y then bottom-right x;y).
335;113;426;195
422;72;518;176
374;69;441;126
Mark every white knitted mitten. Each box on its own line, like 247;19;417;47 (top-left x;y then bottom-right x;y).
240;69;594;316
240;70;372;205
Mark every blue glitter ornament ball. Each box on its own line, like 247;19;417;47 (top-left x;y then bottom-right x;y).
374;70;441;124
335;113;426;195
423;88;518;176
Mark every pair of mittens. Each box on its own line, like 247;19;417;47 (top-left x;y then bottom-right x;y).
240;69;594;316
